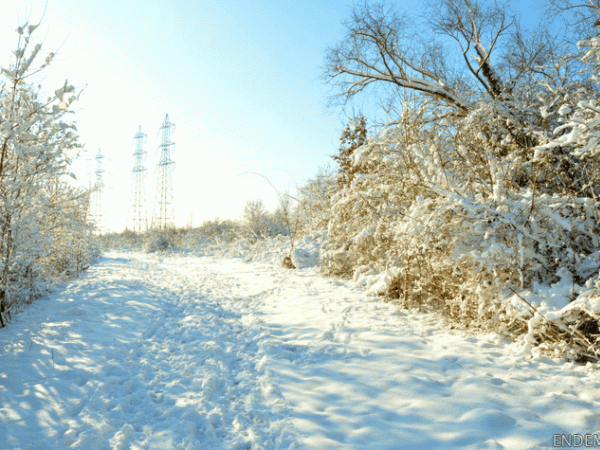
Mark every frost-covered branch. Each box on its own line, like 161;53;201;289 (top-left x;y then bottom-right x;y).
0;23;97;329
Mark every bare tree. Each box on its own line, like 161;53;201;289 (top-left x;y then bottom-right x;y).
242;199;269;238
324;0;560;123
325;1;469;116
544;0;600;37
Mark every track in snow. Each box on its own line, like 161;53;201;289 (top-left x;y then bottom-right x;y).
1;253;298;450
1;250;600;450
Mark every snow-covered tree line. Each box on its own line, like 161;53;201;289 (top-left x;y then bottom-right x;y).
291;0;600;362
0;24;98;327
99;198;294;252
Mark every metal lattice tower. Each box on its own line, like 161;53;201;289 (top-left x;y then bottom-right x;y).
151;114;176;230
89;148;106;234
128;126;148;232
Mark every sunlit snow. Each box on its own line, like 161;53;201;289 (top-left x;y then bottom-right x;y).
1;248;599;449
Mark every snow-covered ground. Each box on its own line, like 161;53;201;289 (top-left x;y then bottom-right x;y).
1;250;600;449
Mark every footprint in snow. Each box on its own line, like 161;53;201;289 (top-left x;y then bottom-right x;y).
66;308;86;317
68;398;87;417
278;345;307;362
148;391;163;404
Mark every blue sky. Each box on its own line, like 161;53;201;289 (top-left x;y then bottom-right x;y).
0;0;366;231
0;0;545;231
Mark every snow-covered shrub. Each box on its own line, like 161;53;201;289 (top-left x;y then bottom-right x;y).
538;274;600;361
242;199;273;239
322;105;450;277
99;229;145;250
315;0;600;360
295;167;336;239
147;236;170;253
180;218;245;249
204;219;245;242
237;198;292;243
531;37;600;201
43;189;99;280
0;24;97;327
507;32;600;361
323;93;600;360
98;219;251;254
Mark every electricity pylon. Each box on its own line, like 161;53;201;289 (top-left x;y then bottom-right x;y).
151;114;176;230
128;126;147;232
89;148;106;234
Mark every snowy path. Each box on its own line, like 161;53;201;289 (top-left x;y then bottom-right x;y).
1;251;600;450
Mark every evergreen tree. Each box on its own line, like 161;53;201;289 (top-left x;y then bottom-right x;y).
332;115;367;189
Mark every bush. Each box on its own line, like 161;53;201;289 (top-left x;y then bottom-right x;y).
0;24;97;328
322;96;600;361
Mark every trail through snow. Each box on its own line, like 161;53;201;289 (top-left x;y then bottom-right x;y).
1;251;600;449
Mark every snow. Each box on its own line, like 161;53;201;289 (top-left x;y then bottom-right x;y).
1;249;600;449
289;248;318;269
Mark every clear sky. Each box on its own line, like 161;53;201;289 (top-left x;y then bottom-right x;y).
0;0;365;231
0;0;545;232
